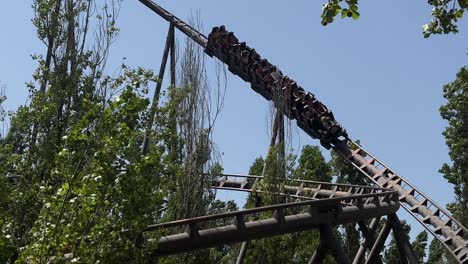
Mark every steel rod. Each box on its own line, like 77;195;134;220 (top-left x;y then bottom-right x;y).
212;173;389;191
322;224;351;264
170;23;176;87
365;220;391;264
388;214;419;264
354;218;383;264
146;191;396;231
236;241;250;264
142;24;174;154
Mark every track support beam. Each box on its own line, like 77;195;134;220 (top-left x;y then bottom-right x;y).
354;218;383;264
365;220;391;264
309;225;350;264
388;214;419;263
142;24;175;155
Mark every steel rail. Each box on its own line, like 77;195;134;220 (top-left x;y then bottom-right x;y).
211;175;394;200
213;173;388;191
147;191;396;231
137;0;207;47
147;191;399;255
333;140;468;262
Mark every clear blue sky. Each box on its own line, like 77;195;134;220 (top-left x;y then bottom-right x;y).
1;0;466;242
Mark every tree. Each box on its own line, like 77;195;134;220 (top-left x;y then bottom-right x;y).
293;145;332;182
242;145;335;264
247;156;264;188
428;238;446;263
329;142;365;261
430;66;468;262
412;231;428;263
0;0;196;262
440;66;468;228
156;15;227;264
320;0;467;37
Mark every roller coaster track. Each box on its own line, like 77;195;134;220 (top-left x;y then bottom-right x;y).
147;189;400;256
137;0;468;262
211;173;389;200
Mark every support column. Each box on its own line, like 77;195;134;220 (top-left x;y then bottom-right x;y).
236;111;282;263
170;23;176;87
309;244;328;264
365;220;391;264
323;225;351;264
309;225;350;264
354;218;383;264
388;214;419;264
236;241;250;264
142;24;174;154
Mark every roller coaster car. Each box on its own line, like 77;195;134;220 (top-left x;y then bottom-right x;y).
205;25;348;146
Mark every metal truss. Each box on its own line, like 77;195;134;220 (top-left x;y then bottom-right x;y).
211;173;391;201
210;174;420;263
146;190;399;259
334;141;468;262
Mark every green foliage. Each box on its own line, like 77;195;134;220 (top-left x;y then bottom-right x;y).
15;71;166;263
439;66;468;227
249;156;265;176
0;1;193;262
242;145;335;264
0;62;174;263
321;0;359;26
262;144;287;204
293;145;332;182
411;230;428;263
423;0;465;37
341;224;360;260
320;0;466;37
331;140;366;185
434;65;468;263
428;238;445;263
427;238;459;263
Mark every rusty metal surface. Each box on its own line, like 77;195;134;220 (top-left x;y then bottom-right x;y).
148;191;399;256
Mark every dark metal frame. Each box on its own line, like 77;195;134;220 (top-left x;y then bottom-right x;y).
146;191;399;256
